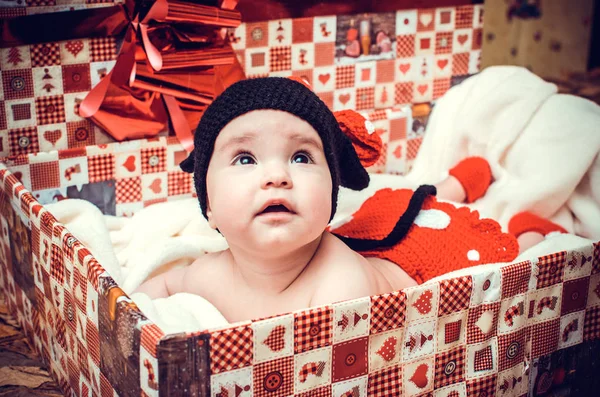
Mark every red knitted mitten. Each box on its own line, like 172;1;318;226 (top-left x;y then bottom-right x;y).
508;211;567;238
448;157;493;203
330;188;519;284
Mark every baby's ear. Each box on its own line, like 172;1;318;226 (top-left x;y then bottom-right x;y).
206;210;217;230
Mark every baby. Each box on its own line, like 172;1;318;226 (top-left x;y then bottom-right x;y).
134;77;558;323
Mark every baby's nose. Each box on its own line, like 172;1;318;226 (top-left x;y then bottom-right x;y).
262;165;293;188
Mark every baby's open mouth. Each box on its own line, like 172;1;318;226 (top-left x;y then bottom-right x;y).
258;204;294;215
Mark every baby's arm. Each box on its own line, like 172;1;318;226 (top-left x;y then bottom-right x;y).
134;266;188;299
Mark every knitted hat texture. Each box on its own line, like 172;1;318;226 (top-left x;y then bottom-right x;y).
180;77;370;220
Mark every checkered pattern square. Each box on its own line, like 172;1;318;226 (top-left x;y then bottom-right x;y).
0;7;25;18
584;306;600;341
2;69;34;100
141;147;166;174
253;356;293;397
375;60;395;83
367;365;401;397
11;103;32;121
435;346;465;388
141;324;165;358
115;177;142;203
466;374;496;397
472;28;482;50
9;127;39;156
455;5;474;29
452;53;469;75
435;32;453;54
591;242;599;274
498;328;527;371
88;154;115;183
77;339;89;380
531;319;559;358
0;101;6;130
468;302;501;344
445;320;462;344
433;78;451;99
314;42;334;67
35;95;65;125
536;251;567;288
292;18;314;43
370;291;406;334
100;372;114;397
66;120;94;147
473;345;493;372
30;43;61;67
50;244;64;283
295;386;331;397
269;46;292;72
167;171;192;196
31;161;60;191
86;258;103;291
294;307;332;353
394;82;413;105
396;35;415;58
356;87;375;111
335;65;355;89
501;261;531;298
407;137;422;160
439;276;472;316
90;37;117;62
209;325;253;373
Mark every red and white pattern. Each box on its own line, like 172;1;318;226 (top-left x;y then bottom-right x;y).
537;251;567;288
438;276;472;316
530;319;560;358
253;356;294;397
367;365;401;397
87;154;114;183
434;346;465;388
501;260;531;298
115;177;142;203
210;325;254;374
370;291;406;334
466;374;497;397
294;308;333;353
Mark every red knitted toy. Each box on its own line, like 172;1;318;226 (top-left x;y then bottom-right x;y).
330;109;519;284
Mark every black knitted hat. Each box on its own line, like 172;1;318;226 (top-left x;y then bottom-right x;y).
180;77;370;220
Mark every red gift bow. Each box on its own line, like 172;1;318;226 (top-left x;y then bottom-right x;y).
78;0;244;152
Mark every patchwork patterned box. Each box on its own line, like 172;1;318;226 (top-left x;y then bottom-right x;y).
2;2;600;397
1;126;600;397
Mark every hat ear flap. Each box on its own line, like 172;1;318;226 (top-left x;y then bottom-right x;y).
179;151;195;173
337;137;370;190
334;110;382;168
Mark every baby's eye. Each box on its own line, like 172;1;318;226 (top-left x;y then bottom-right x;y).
292;152;313;164
233;154;256;165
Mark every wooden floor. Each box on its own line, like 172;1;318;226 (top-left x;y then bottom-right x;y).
0;292;63;396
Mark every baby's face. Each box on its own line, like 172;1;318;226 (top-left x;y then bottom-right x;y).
205;109;333;254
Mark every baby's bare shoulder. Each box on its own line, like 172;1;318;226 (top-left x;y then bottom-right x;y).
308;233;380;306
